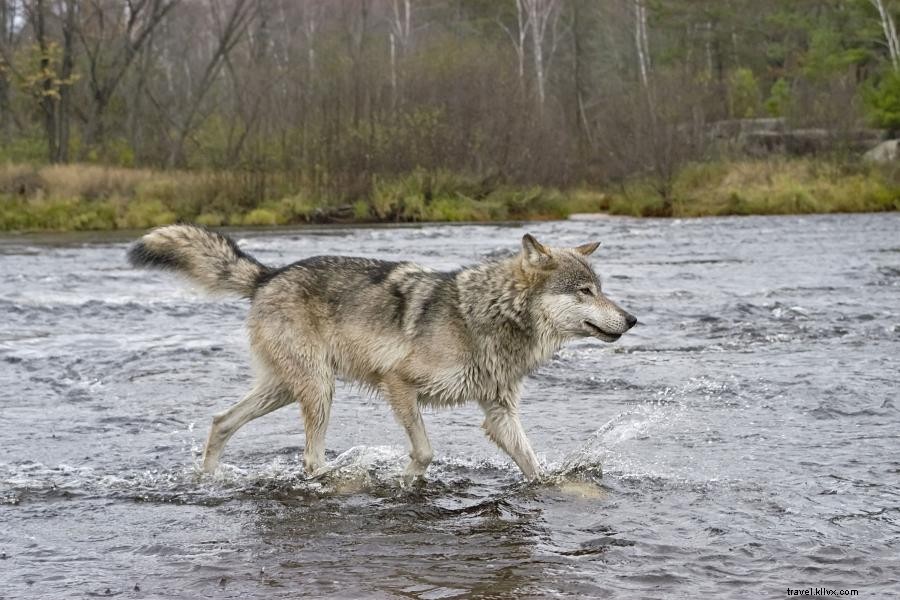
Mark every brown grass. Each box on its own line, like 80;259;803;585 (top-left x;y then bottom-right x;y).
1;159;896;232
608;158;900;217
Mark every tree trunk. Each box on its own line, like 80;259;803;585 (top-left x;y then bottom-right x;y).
522;0;559;113
634;0;651;89
572;0;593;150
0;0;11;143
166;0;253;167
872;0;900;70
79;0;178;159
388;0;412;110
502;0;528;91
531;11;546;110
56;0;77;163
33;0;58;163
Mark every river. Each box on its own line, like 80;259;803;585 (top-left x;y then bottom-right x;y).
1;214;898;598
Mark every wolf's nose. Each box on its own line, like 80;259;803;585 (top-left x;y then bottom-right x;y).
625;313;638;329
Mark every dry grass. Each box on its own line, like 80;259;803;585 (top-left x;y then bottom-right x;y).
1;159;896;231
609;158;900;217
0;164;318;231
0;163;603;231
37;164;160;200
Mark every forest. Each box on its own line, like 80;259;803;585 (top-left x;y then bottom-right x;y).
1;0;900;229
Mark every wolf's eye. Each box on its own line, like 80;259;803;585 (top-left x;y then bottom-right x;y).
578;286;593;296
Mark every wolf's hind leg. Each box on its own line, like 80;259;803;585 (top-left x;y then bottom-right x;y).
257;327;335;476
481;404;541;480
382;377;433;483
289;371;335;475
202;378;293;473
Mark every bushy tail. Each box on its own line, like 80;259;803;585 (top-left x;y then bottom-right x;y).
127;224;270;298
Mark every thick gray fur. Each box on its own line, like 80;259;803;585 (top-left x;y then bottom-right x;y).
128;225;637;481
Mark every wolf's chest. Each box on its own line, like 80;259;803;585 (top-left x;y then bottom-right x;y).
412;357;528;408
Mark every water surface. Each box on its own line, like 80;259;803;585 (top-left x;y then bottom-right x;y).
1;214;898;598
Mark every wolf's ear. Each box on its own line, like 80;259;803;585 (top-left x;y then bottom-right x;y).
575;241;600;256
522;233;553;268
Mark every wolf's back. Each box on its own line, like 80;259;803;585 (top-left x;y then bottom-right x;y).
127;224;269;298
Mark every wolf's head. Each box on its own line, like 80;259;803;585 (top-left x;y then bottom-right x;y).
522;233;637;343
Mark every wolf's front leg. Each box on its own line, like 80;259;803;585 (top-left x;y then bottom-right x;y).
481;403;541;480
382;377;433;484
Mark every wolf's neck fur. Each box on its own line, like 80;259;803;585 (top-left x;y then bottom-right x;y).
456;256;566;386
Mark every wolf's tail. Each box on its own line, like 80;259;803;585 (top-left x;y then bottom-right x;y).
127;224;270;298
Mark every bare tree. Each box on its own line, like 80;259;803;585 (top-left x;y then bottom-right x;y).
633;0;651;88
27;0;56;161
522;0;560;111
301;0;323;78
155;0;254;167
872;0;900;70
0;0;17;142
77;0;179;157
22;0;77;162
343;0;369;129
125;29;156;162
499;0;530;91
56;0;76;162
387;0;411;108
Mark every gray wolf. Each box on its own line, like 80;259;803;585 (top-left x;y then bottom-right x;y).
127;224;637;481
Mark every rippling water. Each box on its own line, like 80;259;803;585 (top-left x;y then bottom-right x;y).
1;214;898;598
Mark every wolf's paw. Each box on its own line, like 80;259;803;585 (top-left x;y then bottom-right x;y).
400;472;427;490
401;459;429;488
305;463;338;481
200;455;219;474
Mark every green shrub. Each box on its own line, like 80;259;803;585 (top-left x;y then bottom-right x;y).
242;208;283;226
195;212;226;227
765;78;791;117
352;200;370;221
275;194;318;222
0;138;47;163
118;199;177;229
423;197;488;221
562;189;609;214
728;68;762;118
370;177;403;219
864;69;900;130
608;193;670;217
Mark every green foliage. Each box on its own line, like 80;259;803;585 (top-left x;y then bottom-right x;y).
100;138;136;168
18;41;80;101
765;78;791;117
0;137;47;163
119;199;177;229
241;208;283;226
371;169;488;221
0;197;116;231
195;212;226;227
728;68;762;118
352;200;370;221
802;26;869;80
864;69;900;130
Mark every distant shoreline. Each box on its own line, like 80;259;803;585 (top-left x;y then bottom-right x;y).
2;158;897;233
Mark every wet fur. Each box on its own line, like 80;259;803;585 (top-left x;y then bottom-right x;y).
128;225;636;481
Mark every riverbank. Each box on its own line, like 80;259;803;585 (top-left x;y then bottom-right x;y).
1;158;898;232
607;158;900;217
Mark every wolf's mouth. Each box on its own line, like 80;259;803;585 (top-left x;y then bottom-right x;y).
583;321;622;342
